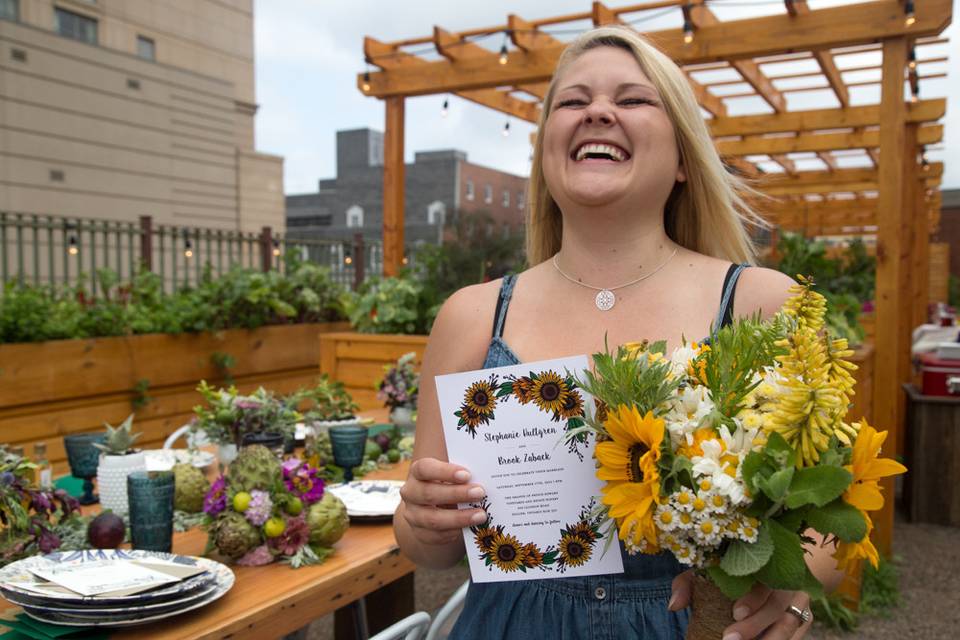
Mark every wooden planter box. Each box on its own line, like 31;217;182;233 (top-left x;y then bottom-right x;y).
0;322;349;472
318;332;429;412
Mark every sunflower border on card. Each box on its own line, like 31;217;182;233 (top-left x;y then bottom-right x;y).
454;374;501;438
494;369;590;459
555;497;607;573
469;498;559;573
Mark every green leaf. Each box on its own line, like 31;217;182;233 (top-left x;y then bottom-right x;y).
759;466;795;502
706;565;756;600
805;499;868;542
785;466;853;508
740;451;766;494
756;519;807;590
777;505;812;533
764;431;798;467
720;523;774;576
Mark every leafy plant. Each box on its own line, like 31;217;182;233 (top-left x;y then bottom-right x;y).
211;351;236;385
94;414;142;455
346;274;428;335
377;352;419;410
294;376;359;422
131;378;152;411
191;382;302;447
860;554;901;617
810;591;859;631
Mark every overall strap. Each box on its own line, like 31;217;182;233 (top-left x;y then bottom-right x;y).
715;264;748;331
491;274;519;338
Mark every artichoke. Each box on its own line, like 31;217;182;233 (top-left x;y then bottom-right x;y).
212;511;261;558
227;445;281;493
173;463;210;513
306;492;349;547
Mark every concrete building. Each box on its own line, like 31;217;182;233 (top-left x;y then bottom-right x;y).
286;128;527;247
0;0;282;233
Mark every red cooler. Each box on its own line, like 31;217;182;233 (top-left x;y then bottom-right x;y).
918;353;960;396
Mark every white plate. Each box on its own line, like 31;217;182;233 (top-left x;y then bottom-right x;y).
144;449;216;471
327;480;403;518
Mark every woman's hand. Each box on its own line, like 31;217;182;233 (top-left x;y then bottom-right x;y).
669;570;813;639
398;457;488;546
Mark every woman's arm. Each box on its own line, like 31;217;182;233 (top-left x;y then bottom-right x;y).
393;283;500;570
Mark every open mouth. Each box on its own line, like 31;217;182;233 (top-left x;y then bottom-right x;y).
571;142;630;162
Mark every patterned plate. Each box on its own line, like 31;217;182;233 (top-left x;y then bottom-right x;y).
21;566;234;627
14;581;219;618
327;480;403;519
0;550;224;608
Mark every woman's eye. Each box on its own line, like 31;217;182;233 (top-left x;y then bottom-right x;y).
556;99;586;108
620;98;653;106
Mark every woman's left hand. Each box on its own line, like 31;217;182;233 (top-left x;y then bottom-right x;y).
670;570;813;639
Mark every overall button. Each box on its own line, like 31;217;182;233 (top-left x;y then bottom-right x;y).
594;586;607;600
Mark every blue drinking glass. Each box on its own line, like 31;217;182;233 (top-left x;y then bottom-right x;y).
63;433;105;505
329;425;369;482
127;471;175;552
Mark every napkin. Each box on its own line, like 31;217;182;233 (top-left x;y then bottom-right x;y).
0;613;109;639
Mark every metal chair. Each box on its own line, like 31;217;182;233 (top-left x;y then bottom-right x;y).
162;423;208;449
368;611;432;640
424;580;469;640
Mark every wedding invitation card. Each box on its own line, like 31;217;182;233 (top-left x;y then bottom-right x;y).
436;355;624;583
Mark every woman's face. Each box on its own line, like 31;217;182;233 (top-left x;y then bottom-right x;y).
542;46;685;214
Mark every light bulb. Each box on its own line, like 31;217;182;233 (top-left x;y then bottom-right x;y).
499;44;508;65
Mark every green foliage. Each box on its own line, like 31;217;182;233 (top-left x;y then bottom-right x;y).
293;375;359;422
706;565;756;600
346;273;429;335
860;555;901;617
210;351;236;385
575;342;681;419
191;382;303;447
784;466;852;509
811;592;859;631
0;254;348;344
93;414;142;455
131;378;152;411
804;499;867;543
720;523;774;576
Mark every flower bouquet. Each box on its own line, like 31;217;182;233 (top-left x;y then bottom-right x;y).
573;277;905;639
202;445;349;568
377;352;419;430
192;382;302;449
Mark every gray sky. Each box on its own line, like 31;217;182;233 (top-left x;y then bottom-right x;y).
253;0;958;195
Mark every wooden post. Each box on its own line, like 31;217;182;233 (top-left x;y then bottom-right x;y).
259;226;272;272
911;148;930;334
383;97;405;277
353;232;365;291
872;37;910;557
139;215;153;272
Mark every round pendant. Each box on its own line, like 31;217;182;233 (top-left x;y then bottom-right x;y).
595;289;615;311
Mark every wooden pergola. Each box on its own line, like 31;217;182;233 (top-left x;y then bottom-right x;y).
358;0;952;554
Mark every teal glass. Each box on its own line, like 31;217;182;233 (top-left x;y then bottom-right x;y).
63;433;105;505
127;471;175;552
329;425;368;482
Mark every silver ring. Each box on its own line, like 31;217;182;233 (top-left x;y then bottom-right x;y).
785;604;812;625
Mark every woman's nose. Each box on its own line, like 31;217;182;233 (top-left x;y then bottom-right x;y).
583;100;614;125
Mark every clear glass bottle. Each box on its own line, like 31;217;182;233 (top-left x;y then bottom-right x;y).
34;442;52;489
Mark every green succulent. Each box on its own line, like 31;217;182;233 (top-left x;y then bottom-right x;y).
93;414;142;455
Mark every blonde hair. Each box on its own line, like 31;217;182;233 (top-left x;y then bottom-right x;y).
526;26;764;266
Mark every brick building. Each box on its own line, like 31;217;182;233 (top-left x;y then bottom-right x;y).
286;128;528;247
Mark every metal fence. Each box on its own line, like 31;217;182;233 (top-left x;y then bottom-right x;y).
0;212;385;295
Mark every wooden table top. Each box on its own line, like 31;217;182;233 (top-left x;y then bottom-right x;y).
4;461;414;640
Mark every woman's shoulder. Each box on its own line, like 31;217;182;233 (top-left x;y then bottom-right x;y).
425;278;509;367
736;265;796;321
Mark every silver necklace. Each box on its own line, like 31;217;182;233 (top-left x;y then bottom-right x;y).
552;248;679;311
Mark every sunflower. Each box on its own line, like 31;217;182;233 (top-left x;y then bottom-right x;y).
489;532;524;572
556;389;585;420
567;520;597;544
464;377;498;416
511;376;534;404
520;542;544;568
472;525;499;553
558;533;592;568
530;371;569;414
843;419;907;515
595;405;665;550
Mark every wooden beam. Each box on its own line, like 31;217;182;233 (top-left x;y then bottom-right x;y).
788;1;850;107
873;36;910;559
508;14;555;52
382;97;405;277
515;82;549;100
708;99;945;137
758;163;942;188
716;124;942;156
360;0;952;97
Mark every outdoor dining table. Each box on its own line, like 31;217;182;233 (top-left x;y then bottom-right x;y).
0;460;416;640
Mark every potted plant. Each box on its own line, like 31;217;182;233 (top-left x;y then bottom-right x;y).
94;414;146;517
376;352;419;431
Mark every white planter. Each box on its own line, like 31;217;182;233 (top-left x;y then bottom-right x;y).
389;406;416;432
96;451;146;517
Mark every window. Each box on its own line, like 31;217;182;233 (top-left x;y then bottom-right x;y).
465;179;474;201
427;201;446;226
502;190;510;207
346;205;364;228
1;0;18;22
55;8;98;45
137;35;155;61
517;191;525;210
483;184;493;204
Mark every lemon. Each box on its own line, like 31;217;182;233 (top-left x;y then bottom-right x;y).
264;517;286;538
286;496;304;516
232;491;252;512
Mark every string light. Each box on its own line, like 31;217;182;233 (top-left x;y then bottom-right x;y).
910;77;920;103
441;97;449;117
272;239;281;257
904;0;916;27
183;228;193;259
344;255;353;265
499;42;508;65
401;256;409;265
682;4;694;45
362;70;371;92
908;47;917;70
68;235;78;256
921;149;930;170
502;120;511;137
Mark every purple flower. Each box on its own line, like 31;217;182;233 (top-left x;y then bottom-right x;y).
283;460;324;505
235;399;261;410
0;472;15;486
268;515;310;556
37;526;61;554
236;544;275;566
204;476;228;516
245;490;273;526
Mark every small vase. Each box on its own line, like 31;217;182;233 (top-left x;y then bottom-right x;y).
218;443;238;468
685;573;736;640
389;406;416;432
96;451;147;518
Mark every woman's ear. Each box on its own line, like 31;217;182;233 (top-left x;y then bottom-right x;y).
676;163;687;183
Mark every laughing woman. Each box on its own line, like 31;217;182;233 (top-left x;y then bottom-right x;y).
395;25;842;640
